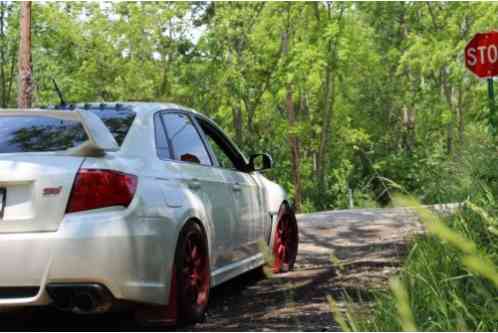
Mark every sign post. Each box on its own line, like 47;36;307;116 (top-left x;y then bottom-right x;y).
488;78;497;136
465;31;498;137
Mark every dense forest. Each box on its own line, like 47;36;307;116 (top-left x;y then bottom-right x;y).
1;2;497;331
1;2;498;212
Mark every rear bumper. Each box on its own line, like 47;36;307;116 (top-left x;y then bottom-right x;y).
0;210;175;309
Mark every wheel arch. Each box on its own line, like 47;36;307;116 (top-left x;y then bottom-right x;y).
256;175;289;246
179;217;209;248
268;200;291;248
175;213;214;271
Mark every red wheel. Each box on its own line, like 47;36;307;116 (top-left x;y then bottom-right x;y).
176;222;210;324
272;202;299;273
133;222;209;327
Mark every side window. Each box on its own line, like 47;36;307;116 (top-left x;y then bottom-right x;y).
161;113;212;166
205;134;236;170
154;113;171;160
197;119;246;171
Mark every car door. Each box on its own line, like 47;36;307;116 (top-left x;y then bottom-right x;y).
194;116;265;262
157;111;237;270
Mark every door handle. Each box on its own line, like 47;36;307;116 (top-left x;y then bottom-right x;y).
188;178;201;190
232;183;241;192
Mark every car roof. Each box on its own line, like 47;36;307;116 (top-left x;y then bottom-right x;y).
46;101;250;163
57;101;224;134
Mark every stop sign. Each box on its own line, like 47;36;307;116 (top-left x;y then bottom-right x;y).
465;32;498;78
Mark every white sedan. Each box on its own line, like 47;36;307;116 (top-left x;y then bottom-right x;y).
0;102;298;326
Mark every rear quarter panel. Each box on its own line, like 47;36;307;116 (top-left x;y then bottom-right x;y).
79;147;214;305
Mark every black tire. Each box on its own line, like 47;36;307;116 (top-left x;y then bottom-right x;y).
175;222;210;325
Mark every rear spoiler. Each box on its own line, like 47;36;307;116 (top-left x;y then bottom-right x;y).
0;109;119;157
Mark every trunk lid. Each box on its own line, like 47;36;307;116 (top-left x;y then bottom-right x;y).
0;154;83;233
0;109;121;233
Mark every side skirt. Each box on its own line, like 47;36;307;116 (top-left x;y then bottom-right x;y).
210;254;265;287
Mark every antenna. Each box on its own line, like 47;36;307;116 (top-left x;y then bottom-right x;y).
51;78;66;107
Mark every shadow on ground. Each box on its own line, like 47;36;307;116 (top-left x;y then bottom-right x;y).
0;207;422;331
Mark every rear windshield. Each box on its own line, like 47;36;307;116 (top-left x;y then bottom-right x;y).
92;109;136;145
0;109;135;154
0;116;88;153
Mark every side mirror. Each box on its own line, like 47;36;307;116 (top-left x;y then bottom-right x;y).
249;153;273;171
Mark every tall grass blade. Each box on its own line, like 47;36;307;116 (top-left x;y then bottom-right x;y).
389;277;417;332
462;255;498;288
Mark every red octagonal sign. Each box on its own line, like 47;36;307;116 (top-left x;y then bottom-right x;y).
465;31;498;78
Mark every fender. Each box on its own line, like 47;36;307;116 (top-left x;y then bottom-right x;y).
255;175;289;245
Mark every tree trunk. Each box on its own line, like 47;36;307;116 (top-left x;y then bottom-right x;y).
402;106;409;151
446;120;454;155
7;45;16;106
457;85;465;147
0;2;6;107
299;91;309;120
286;87;302;212
442;75;454;156
17;1;32;109
316;3;343;208
156;20;175;99
232;105;243;147
316;60;334;204
402;105;416;152
243;97;255;135
398;4;418;154
282;30;302;212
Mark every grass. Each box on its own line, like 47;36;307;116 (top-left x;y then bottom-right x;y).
329;195;498;331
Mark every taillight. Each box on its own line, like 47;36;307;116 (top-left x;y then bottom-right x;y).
66;169;138;213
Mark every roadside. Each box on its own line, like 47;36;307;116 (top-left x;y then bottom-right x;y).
191;207;423;331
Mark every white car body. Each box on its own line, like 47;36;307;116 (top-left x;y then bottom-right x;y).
0;102;288;313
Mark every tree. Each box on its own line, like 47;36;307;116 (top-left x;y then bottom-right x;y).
0;2;17;107
316;2;346;208
17;1;31;108
282;21;302;212
7;2;498;210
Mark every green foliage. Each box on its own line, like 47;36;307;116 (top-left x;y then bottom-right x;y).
3;4;498;328
354;194;498;331
2;2;498;211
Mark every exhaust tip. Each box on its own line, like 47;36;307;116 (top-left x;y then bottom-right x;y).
74;292;97;313
46;283;113;314
53;289;73;310
46;285;73;311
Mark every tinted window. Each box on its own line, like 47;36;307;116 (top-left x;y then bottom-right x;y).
154;113;171;160
204;131;236;170
0;116;88;153
161;113;211;166
90;109;135;145
198;119;247;171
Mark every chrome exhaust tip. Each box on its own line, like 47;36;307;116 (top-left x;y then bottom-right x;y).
46;283;113;314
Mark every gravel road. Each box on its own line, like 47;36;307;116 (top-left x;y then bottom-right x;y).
0;207;424;331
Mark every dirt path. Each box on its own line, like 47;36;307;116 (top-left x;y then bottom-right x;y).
191;208;423;332
0;208;424;331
